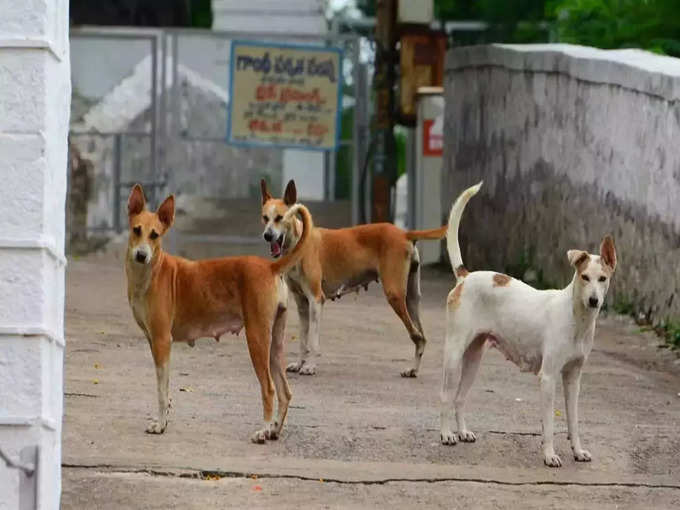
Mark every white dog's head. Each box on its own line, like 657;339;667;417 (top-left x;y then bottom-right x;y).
567;236;617;311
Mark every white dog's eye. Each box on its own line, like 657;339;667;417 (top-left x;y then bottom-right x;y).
581;274;590;282
598;276;606;282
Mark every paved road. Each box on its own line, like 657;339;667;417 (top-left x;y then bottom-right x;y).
62;247;680;509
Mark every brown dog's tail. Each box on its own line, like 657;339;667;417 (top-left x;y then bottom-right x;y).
270;203;313;275
405;225;447;241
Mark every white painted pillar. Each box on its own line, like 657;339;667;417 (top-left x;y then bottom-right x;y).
0;0;70;508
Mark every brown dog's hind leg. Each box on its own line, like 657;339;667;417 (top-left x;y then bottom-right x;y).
380;251;425;377
269;304;292;439
406;252;426;373
244;316;276;444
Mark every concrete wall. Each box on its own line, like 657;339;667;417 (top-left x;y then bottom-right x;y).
443;44;680;321
0;0;70;507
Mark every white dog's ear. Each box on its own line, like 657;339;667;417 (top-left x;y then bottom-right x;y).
283;179;297;206
600;235;617;272
567;250;589;268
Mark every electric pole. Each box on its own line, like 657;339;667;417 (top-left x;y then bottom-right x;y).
372;0;397;222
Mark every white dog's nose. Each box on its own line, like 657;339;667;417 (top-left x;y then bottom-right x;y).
588;296;599;308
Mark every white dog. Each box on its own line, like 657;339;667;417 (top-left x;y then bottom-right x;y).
440;182;617;467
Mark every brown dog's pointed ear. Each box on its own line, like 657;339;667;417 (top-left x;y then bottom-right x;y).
157;195;175;230
127;184;146;216
600;235;617;271
283;180;297;206
260;179;272;205
567;250;589;269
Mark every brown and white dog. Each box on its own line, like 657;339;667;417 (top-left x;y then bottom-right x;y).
125;184;311;443
260;179;448;377
440;182;617;467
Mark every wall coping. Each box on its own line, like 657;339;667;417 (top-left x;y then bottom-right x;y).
446;43;680;102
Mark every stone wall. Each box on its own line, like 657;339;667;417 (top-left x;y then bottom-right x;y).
443;44;680;321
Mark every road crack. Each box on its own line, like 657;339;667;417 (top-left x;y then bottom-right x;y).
62;464;680;490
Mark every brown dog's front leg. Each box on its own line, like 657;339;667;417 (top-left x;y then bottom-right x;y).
147;334;171;434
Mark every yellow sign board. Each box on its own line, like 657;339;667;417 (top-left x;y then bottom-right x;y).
228;41;343;151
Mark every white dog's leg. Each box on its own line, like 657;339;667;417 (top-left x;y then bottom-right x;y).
563;360;591;462
299;298;322;375
540;372;561;467
287;292;309;373
454;337;485;442
440;344;462;445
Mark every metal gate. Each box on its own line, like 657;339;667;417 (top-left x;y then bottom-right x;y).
69;27;368;257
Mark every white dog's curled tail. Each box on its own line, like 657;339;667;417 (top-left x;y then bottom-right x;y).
446;181;483;282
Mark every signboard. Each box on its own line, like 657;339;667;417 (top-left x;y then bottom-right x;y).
423;116;443;156
228;40;343;151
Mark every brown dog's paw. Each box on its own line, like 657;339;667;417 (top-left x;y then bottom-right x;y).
299;363;316;375
286;361;302;373
400;368;418;378
145;420;167;434
251;429;268;444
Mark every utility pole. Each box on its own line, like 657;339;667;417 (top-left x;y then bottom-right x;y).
372;0;397;222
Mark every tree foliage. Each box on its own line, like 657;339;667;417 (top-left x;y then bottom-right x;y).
355;0;680;56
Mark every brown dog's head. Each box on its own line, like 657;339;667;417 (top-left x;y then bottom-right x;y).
567;235;617;311
127;184;174;265
260;179;297;258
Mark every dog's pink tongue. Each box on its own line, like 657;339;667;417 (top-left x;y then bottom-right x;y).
270;241;281;257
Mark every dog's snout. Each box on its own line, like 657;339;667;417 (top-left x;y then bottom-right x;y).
588;296;599;308
263;231;273;242
135;252;147;264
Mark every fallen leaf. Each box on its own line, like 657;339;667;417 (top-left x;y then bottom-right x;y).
93;379;99;385
555;410;562;417
253;485;262;492
179;387;194;392
319;478;324;483
204;474;221;481
250;474;258;480
514;398;523;402
94;363;101;369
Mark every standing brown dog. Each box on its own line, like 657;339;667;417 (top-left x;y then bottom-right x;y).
125;184;311;443
260;179;447;377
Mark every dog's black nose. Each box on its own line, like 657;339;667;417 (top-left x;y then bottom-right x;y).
263;231;273;242
588;297;599;308
135;252;147;263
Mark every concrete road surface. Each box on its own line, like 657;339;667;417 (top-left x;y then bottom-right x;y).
61;246;680;509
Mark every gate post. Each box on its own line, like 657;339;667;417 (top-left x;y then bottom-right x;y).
0;0;70;507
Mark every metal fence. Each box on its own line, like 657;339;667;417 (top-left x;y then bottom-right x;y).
69;27;368;255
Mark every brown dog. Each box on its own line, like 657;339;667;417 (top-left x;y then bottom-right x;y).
125;184;311;443
260;179;447;377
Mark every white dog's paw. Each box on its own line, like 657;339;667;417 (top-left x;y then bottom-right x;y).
440;430;457;445
544;452;563;468
145;420;167;434
286;361;303;373
458;430;477;442
299;363;316;375
573;448;592;462
401;367;418;378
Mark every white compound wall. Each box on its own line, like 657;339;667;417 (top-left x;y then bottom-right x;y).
0;0;70;508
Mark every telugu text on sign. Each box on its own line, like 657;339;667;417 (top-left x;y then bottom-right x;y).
227;41;343;151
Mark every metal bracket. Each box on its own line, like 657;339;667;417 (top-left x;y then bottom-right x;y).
1;445;39;510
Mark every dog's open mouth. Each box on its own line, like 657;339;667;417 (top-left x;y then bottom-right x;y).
269;233;285;258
